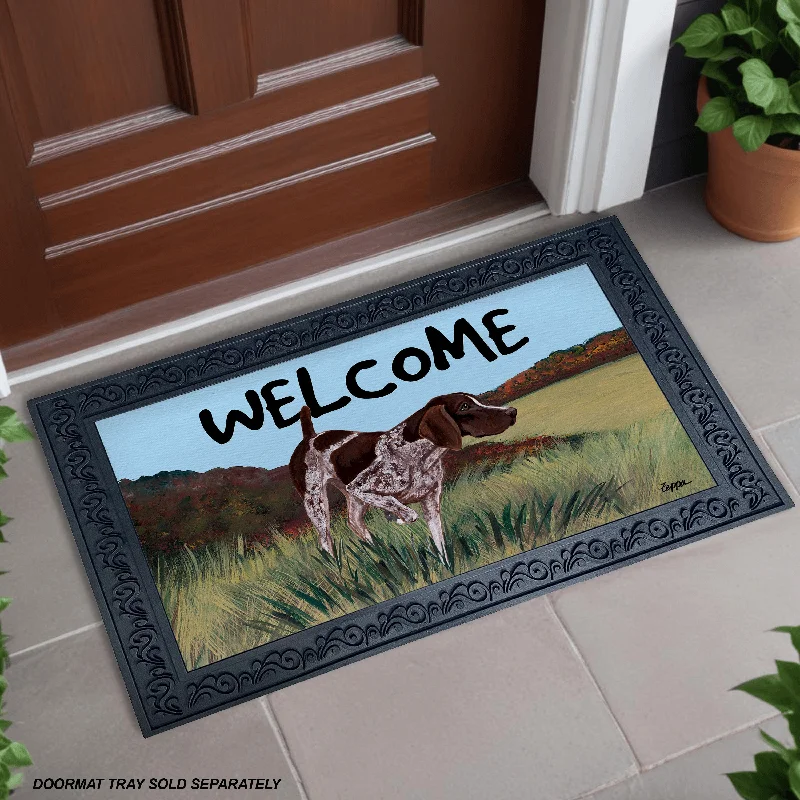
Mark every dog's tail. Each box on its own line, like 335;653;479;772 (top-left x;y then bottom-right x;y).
299;405;315;440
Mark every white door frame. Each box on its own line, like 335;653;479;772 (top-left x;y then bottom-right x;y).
531;0;678;215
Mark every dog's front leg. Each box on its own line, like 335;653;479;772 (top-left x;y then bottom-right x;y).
347;485;418;526
420;487;448;564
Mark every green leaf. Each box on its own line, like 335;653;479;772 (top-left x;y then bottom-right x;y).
754;751;791;795
775;626;800;656
0;601;9;614
727;771;778;800
677;14;727;51
0;742;31;768
0;409;31;444
778;0;800;23
702;60;736;87
788;712;800;748
734;674;795;710
760;728;796;763
723;2;752;31
733;114;773;150
684;39;727;59
740;58;777;107
767;78;800;114
6;771;22;790
0;723;10;734
698;95;738;131
789;761;800;799
777;660;800;703
707;45;751;61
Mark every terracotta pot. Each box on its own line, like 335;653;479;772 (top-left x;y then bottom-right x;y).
698;76;800;242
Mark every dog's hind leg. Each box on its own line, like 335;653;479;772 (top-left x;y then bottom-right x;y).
346;495;373;544
420;488;448;564
304;489;333;555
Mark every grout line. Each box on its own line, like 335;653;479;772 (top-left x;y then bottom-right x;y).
259;697;312;800
570;769;640;800
757;409;800;435
8;620;102;660
544;596;643;774
639;710;781;774
753;431;800;500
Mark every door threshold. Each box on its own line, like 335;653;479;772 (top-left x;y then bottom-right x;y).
7;182;549;386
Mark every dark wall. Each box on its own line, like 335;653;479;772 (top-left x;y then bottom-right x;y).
646;0;725;190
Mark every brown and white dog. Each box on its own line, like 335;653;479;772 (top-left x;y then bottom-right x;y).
289;393;517;561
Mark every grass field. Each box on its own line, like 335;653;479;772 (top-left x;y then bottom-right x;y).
153;352;714;667
476;354;673;442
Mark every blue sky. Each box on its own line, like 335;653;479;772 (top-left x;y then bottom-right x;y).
97;265;623;479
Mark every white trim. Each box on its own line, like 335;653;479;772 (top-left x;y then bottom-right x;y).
531;0;677;214
0;352;10;398
9;202;549;387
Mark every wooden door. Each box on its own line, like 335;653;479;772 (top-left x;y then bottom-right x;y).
0;1;545;350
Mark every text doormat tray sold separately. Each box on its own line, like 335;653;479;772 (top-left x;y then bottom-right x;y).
30;217;792;736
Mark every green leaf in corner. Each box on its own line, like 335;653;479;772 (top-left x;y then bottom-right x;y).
733;115;772;150
723;2;752;31
760;728;797;763
789;711;800;746
676;14;727;51
778;0;800;23
777;660;800;703
734;674;795;711
740;58;777;108
697;95;738;131
727;771;778;800
0;408;32;444
767;78;798;113
754;751;791;795
0;600;10;614
789;760;800;799
6;770;22;790
774;626;800;656
0;742;32;768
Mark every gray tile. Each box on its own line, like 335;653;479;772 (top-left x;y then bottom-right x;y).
5;628;301;800
0;391;99;653
270;598;636;800
551;501;800;768
612;179;800;430
762;417;800;496
591;716;788;800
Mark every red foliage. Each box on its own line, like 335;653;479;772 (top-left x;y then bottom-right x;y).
480;328;636;406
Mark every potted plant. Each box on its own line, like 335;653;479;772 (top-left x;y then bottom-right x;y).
726;626;800;799
676;0;800;241
0;407;34;797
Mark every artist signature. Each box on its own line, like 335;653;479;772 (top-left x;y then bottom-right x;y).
661;479;692;493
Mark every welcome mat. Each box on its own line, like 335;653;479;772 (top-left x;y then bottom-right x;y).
30;217;792;736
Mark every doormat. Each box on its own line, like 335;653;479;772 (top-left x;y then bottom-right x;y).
30;217;792;736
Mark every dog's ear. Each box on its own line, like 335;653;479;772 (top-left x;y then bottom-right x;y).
419;404;462;450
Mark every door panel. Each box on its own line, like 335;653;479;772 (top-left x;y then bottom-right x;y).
249;0;399;72
6;0;171;138
0;0;545;350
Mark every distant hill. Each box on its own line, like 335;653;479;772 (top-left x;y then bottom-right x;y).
480;328;636;406
121;327;636;559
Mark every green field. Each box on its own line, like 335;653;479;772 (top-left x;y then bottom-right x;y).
475;354;673;442
154;353;714;667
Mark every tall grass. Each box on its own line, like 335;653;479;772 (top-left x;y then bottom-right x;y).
154;411;714;667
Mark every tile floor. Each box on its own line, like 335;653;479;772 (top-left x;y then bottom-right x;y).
2;177;799;799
